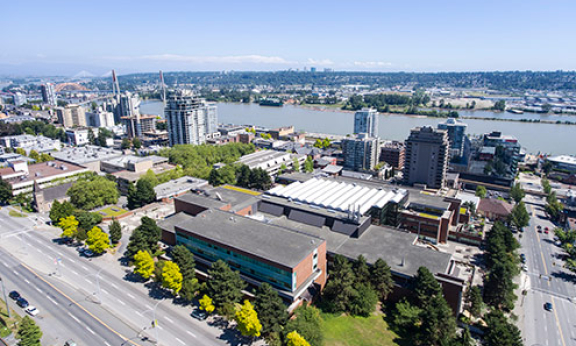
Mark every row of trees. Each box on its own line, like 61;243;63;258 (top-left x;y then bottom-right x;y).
66;174;119;210
0;119;66;142
121;137;142;150
209;164;272;191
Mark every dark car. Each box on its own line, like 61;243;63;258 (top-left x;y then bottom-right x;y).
544;302;553;311
191;309;207;321
9;291;20;300
16;297;29;308
520;254;527;263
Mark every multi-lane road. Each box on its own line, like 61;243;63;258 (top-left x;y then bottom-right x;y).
0;208;247;346
521;194;576;346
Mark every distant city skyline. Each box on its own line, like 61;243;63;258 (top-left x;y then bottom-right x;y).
3;0;576;76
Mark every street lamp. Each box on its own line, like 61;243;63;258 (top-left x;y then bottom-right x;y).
142;298;165;345
85;268;104;304
0;276;10;318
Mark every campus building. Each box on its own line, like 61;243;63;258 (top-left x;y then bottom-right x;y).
235;150;305;176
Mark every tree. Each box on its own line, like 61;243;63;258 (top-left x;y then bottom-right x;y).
286;331;311;346
484;310;523;346
74;210;103;232
393;300;422;336
349;283;378;317
509;201;530;230
67;175;119;210
199;294;215;314
235;300;262;338
370;258;393;301
132;137;142;149
134;250;155;279
236;164;251;188
285;305;323;346
541;177;552;194
16;316;42;346
28;150;40;162
353;255;370;285
413;267;442;308
304;156;314;173
170;245;196;281
541;161;553;176
292;157;300;172
455;326;473;346
162;261;183;294
509;183;525;203
418;294;456;346
322;255;356;313
86;226;111;254
180;278;200;302
121;138;131;149
137;178;157;205
109;218;122;244
39;153;53;162
88;128;96;145
465;286;483;318
206;260;246;307
127;182;139;210
209;165;236;186
278;163;287;176
492;100;506;112
254;283;288;335
0;179;12;204
50;200;76;224
475;185;487;198
483;260;517;311
127;216;161;258
98;128;113;147
59;215;79;239
15;147;26;156
249;167;272;190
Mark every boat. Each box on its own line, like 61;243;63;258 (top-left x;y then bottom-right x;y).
507;108;524;114
259;98;284;107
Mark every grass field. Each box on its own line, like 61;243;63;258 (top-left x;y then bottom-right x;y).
0;298;22;338
321;312;402;346
97;206;128;218
8;209;26;218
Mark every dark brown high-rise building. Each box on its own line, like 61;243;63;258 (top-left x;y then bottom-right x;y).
379;141;405;170
403;126;449;189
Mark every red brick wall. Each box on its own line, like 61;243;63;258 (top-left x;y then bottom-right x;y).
291;240;327;290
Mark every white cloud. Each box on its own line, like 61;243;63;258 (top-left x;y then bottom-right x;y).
352;61;393;68
104;54;295;65
306;58;334;65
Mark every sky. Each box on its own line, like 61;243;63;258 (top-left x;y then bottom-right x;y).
3;0;576;76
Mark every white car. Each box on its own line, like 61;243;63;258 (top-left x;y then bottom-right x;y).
25;306;39;316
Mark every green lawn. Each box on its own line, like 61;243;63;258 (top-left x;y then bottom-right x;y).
97;206;128;218
8;209;26;218
0;298;22;338
321;312;401;346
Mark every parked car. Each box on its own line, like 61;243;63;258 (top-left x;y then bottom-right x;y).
545;229;549;234
64;340;77;346
83;249;94;257
191;309;207;321
9;291;20;300
520;254;527;263
16;297;29;308
544;302;553;311
537;225;542;231
25;306;39;316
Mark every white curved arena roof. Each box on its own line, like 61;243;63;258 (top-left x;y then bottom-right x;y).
267;178;407;215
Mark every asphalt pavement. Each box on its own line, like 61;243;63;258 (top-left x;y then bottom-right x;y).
0;207;254;346
521;194;576;346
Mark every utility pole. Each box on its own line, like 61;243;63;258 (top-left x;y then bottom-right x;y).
86;268;104;304
0;276;10;318
143;299;164;345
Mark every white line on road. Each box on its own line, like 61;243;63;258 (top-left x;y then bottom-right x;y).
101;289;109;295
116;299;126;306
186;331;197;338
175;337;185;345
145;304;153;310
71;270;79;276
12;270;19;276
34;287;42;294
165;316;174;323
84;278;93;284
136;311;143;317
37;249;45;255
104;342;111;346
81;265;88;271
157;325;163;330
24;279;30;284
47;296;59;306
127;293;136;299
86;326;96;335
0;260;6;266
110;283;118;289
68;258;76;263
67;312;80;323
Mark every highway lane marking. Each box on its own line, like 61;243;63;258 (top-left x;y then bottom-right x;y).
34;287;42;294
1;260;6;266
157;325;163;330
36;249;45;255
68;312;81;323
68;258;76;263
86;326;96;335
165;316;174;323
136;311;143;317
127;293;136;299
110;283;118;289
145;304;153;310
47;296;59;306
105;342;112;346
81;265;88;271
116;299;126;306
18;262;143;346
186;331;196;338
85;278;93;284
551;298;567;346
24;278;30;284
101;288;109;295
12;270;19;276
175;337;185;345
71;270;79;276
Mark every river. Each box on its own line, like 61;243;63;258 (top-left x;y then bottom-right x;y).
140;101;575;155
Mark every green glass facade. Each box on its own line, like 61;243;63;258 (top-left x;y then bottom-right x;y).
176;232;297;291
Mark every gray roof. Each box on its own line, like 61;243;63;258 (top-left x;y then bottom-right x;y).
261;213;451;278
154;176;209;199
51;145;122;165
158;212;195;234
175;192;229;210
42;182;73;202
406;192;451;211
169;209;323;269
